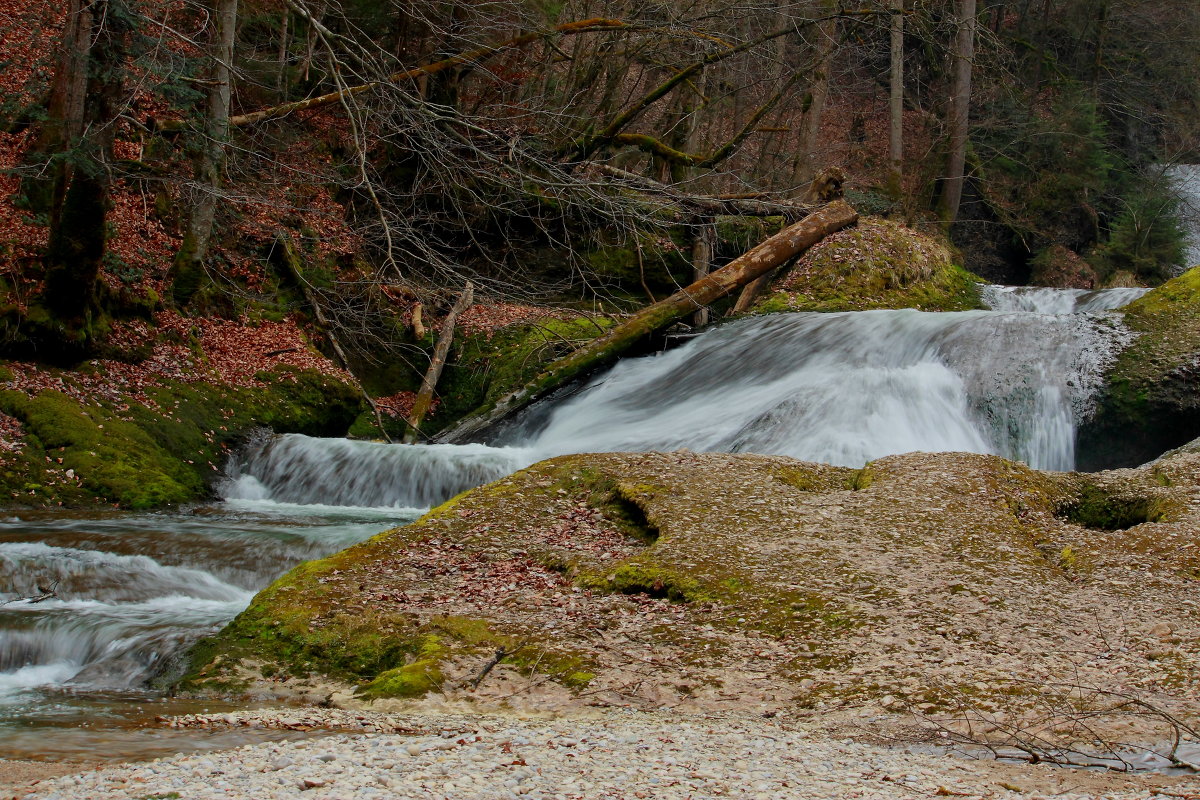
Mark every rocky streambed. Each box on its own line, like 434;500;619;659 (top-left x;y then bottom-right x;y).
13;708;1200;800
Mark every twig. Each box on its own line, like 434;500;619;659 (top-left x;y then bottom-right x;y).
469;640;527;690
2;580;59;605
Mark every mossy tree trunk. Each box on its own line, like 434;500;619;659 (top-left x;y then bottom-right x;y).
439;201;858;442
39;0;132;340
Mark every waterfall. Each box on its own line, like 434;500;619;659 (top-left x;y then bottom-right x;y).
224;286;1143;513
1167;164;1200;271
221;436;535;510
979;285;1148;314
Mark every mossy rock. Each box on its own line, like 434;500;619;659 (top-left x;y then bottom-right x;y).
425;314;616;434
0;365;362;508
181;447;1200;721
749;217;984;314
1077;267;1200;469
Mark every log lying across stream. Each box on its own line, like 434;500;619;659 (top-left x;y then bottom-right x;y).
439;200;858;443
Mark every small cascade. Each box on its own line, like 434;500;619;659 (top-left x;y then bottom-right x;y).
222;435;535;510
223;286;1145;513
503;305;1133;472
0;506;416;704
980;285;1149;314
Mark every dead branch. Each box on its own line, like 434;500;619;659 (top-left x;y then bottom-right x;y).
469;640;527;690
226;19;630;128
2;580;59;605
404;282;474;443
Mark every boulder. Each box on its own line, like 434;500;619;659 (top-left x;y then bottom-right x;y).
186;447;1200;742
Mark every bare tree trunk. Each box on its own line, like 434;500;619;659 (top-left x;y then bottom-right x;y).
888;0;905;194
941;0;977;223
276;8;290;92
172;0;238;306
690;218;714;327
791;12;838;189
42;0;130;326
439;201;858;442
405;283;474;443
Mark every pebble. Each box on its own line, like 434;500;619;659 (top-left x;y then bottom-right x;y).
19;709;1200;800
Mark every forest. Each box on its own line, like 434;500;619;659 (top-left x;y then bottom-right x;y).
2;0;1199;374
5;2;1200;795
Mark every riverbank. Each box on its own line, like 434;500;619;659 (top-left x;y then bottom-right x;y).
10;707;1200;800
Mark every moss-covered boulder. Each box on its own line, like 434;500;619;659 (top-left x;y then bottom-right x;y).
750;217;984;313
1077;267;1200;469
0;366;361;508
185;448;1200;737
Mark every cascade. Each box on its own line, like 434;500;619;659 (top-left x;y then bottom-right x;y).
1167;164;1200;270
0;285;1150;754
229;285;1146;507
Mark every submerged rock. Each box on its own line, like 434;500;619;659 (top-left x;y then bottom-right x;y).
186;447;1200;743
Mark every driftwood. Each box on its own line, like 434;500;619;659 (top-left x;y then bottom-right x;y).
438;200;857;442
404;282;474;443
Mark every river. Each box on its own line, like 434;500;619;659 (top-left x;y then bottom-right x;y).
0;285;1149;761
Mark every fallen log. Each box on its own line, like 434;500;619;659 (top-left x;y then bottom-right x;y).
437;200;857;442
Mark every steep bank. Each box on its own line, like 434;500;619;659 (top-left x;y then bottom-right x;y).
0;316;361;509
187;446;1200;748
1079;267;1200;469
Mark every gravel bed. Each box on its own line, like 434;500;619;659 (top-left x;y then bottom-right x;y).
21;709;1200;800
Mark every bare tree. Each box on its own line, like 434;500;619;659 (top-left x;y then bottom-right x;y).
941;0;977;223
172;0;240;307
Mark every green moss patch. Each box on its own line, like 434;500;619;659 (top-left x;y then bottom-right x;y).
1057;483;1168;531
0;365;361;508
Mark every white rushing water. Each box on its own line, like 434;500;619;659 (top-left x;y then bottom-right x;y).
0;504;420;723
980;285;1148;314
1166;164;1200;271
225;286;1145;514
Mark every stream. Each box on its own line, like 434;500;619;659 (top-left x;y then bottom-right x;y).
0;285;1152;762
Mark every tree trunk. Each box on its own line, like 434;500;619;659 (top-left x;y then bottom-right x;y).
888;0;905;195
27;0;91;221
941;0;977;223
690;218;715;327
791;10;838;189
172;0;238;307
404;283;474;443
439;201;858;443
42;0;130;328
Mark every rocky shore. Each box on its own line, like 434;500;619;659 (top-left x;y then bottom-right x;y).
12;708;1200;800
